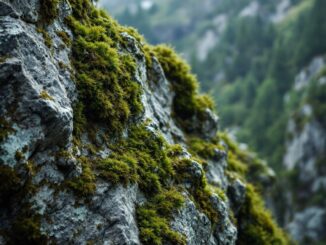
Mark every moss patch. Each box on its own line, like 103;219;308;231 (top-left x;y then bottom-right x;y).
136;188;186;245
39;0;59;24
0;164;47;244
152;45;214;129
66;5;144;135
218;132;272;185
104;124;174;195
0;55;10;63
0;117;15;142
36;28;53;48
39;90;54;101
65;156;96;197
236;184;291;245
56;31;71;46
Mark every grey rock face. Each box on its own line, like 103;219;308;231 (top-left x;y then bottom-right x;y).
210;195;237;245
0;1;73;167
172;197;216;245
188;108;219;140
281;56;326;244
284;120;325;179
227;179;246;214
2;0;40;22
206;151;228;189
39;183;140;245
294;56;325;91
287;207;326;243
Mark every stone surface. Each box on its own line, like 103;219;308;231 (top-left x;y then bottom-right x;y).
287;207;326;242
281;56;326;244
172;197;216;245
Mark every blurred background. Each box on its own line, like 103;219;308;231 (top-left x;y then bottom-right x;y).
99;0;326;244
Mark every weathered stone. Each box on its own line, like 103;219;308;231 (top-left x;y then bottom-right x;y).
172;197;216;245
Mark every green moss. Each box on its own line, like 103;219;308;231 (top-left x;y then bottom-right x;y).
0;164;47;244
306;80;326;126
218;132;272;185
56;31;71;46
192;187;220;223
106;124;174;195
67;11;143;134
172;158;220;223
187;136;220;160
40;0;59;24
66;156;96;197
152;45;214;129
173;158;203;186
0;55;10;63
136;188;186;245
10;216;48;245
166;144;184;158
36;28;52;48
0;165;21;204
98;153;138;185
15;151;25;162
209;185;227;201
39;90;54;101
0;117;15;142
226;151;248;178
236;184;291;245
72;102;87;137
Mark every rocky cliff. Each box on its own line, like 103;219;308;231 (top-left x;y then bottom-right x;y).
0;1;290;244
278;56;326;244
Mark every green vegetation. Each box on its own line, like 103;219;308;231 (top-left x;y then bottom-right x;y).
153;45;214;128
98;153;138;185
105;124;174;194
0;117;15;142
66;2;144;135
306;79;326;126
39;90;54;101
237;184;290;245
187;136;221;160
136;188;186;245
36;28;53;48
202;0;326;172
217;134;291;245
0;164;47;244
0;55;9;63
56;31;72;46
66;156;96;197
40;0;59;24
